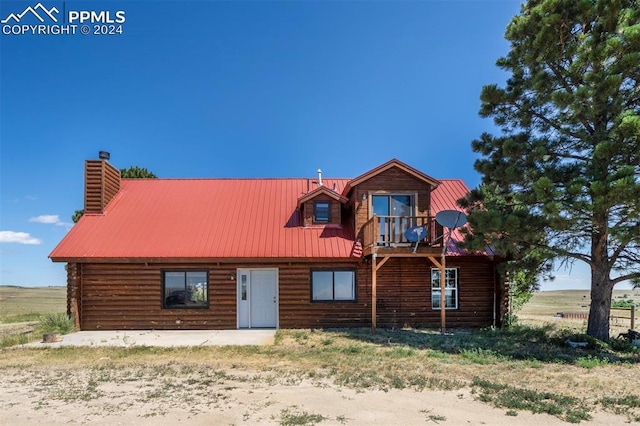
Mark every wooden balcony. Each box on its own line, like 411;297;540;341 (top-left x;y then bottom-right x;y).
362;215;444;256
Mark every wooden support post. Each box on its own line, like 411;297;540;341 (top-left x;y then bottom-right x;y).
632;305;636;331
440;251;446;334
371;254;377;334
370;255;390;334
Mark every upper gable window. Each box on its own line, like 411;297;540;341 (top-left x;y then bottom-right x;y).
313;201;330;223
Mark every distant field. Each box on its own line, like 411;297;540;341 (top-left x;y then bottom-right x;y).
519;289;640;334
0;286;66;322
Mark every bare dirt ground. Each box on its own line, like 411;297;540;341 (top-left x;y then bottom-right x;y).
1;287;638;425
0;365;628;425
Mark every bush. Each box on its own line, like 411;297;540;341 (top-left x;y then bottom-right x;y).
611;299;637;308
41;312;75;334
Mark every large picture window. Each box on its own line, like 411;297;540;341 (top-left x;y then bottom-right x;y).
163;271;208;308
311;269;355;301
431;268;458;310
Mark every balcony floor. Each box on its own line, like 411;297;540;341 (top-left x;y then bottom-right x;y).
363;244;443;257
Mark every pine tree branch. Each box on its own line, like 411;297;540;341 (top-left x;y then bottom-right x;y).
611;272;640;285
511;98;592;140
609;239;633;268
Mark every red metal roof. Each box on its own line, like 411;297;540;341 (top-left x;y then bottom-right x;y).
50;175;485;261
50;178;356;260
432;179;495;256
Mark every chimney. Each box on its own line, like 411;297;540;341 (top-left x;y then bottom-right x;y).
317;169;323;187
84;151;121;213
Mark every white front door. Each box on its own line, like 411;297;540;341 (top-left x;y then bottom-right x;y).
237;268;278;328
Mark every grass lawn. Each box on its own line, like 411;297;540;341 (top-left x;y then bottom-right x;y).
0;285;639;424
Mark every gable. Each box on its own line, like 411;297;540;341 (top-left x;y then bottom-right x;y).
297;185;348;207
342;158;440;196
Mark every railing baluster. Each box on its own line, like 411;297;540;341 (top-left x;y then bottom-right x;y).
362;215;439;248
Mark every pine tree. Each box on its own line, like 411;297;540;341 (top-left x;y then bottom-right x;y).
462;0;640;340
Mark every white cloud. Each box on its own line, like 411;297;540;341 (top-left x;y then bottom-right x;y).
29;215;59;224
0;231;42;245
29;215;72;228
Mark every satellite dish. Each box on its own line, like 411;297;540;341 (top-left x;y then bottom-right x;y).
404;225;428;242
435;210;467;229
405;225;428;253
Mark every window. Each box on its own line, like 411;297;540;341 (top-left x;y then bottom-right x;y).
431;268;458;310
371;194;414;244
311;269;355;301
313;201;330;223
163;271;208;308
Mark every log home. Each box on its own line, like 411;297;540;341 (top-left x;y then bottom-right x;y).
50;155;507;331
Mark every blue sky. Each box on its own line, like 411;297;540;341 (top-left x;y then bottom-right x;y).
0;0;627;290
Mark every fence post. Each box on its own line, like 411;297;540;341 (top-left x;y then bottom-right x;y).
632;305;636;331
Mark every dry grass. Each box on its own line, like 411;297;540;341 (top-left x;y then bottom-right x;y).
519;289;639;336
0;286;66;323
1;326;638;422
1;286;639;423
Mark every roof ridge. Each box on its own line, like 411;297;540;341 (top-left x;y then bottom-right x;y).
121;177;353;181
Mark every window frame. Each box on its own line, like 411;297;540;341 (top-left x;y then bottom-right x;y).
310;268;357;303
162;269;209;309
370;192;417;218
313;200;331;223
430;268;458;310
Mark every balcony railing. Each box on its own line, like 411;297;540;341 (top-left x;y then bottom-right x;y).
362;215;444;250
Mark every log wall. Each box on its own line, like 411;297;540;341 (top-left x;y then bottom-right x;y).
70;256;499;330
372;257;499;328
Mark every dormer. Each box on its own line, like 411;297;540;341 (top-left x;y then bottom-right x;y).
298;185;348;227
340;159;441;246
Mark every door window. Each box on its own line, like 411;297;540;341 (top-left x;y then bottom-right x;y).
372;195;414;243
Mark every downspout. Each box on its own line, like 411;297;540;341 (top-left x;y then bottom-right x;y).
492;263;497;327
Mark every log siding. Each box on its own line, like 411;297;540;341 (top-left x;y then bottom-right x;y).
68;257;500;330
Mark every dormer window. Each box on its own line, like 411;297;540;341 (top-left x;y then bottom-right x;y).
313;201;330;223
297;183;347;227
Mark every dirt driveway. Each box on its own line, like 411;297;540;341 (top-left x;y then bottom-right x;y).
0;364;627;425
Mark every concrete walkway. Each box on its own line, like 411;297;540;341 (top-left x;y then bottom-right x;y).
23;329;276;348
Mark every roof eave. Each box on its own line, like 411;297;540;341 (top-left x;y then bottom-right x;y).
297;186;349;208
50;256;362;264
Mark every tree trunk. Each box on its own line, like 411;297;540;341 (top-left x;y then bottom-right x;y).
587;198;611;340
586;265;613;340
